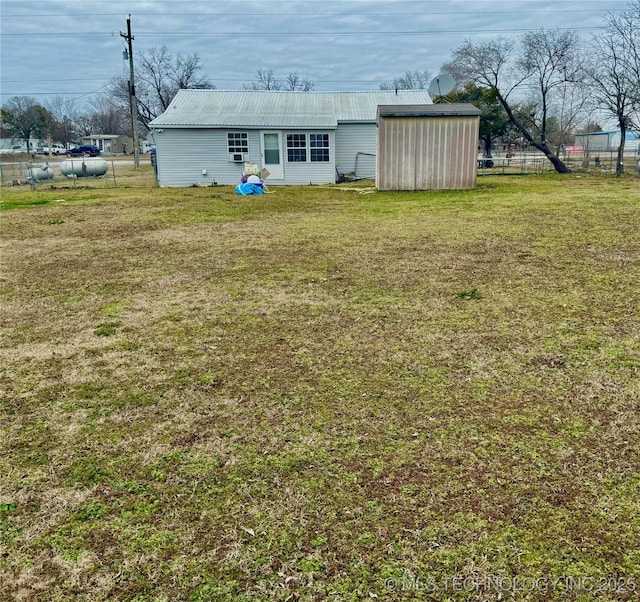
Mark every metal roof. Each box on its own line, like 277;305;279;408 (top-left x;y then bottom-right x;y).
575;130;638;140
149;89;433;129
377;103;481;118
331;91;433;122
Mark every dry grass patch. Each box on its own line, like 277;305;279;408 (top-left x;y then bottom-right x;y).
1;173;639;600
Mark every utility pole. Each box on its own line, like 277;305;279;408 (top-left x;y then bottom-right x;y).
121;15;140;169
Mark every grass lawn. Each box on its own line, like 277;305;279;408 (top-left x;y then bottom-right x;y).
1;173;639;601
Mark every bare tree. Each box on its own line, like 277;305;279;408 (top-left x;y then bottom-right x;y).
547;80;590;155
586;0;640;175
1;96;51;153
44;96;80;147
445;31;585;173
111;46;213;130
87;94;129;135
513;85;589;157
445;84;511;158
244;68;281;91
519;30;585;151
283;72;314;91
380;70;432;90
577;122;603;134
618;0;640;105
244;68;314;91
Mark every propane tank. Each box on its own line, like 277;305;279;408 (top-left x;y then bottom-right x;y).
28;164;54;181
60;157;108;178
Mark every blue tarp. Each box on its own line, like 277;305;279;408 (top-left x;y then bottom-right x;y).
235;182;264;195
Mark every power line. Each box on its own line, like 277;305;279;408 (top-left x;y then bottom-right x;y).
1;26;605;38
1;8;624;18
2;78;111;83
0;85;111;98
0;79;586;97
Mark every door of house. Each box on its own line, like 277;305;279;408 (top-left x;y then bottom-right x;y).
260;131;284;180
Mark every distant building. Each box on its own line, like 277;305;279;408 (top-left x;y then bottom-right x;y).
81;134;134;155
574;130;639;153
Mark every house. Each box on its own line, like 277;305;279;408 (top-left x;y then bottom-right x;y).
377;104;481;190
81;134;134;155
148;89;432;187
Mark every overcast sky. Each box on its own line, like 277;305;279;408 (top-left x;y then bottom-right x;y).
0;0;631;110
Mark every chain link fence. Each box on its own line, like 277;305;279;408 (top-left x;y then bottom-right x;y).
477;153;549;175
0;157;150;190
563;148;640;174
477;148;640;175
2;149;636;191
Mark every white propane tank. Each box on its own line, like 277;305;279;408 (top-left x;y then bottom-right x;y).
60;157;108;178
28;165;54;181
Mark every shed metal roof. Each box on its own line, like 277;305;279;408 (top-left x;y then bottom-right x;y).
377;103;481;119
149;89;433;129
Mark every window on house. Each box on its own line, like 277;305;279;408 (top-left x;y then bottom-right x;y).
228;132;248;153
310;133;330;162
287;134;307;162
286;133;330;162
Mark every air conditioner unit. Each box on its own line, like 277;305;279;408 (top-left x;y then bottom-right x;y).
230;153;245;163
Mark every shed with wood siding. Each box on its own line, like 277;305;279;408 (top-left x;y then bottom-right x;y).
376;104;481;191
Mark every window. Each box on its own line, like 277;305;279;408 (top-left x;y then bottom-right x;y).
286;133;330;162
287;134;307;162
310;133;329;162
228;132;248;153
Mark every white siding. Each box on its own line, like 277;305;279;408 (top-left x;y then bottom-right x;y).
155;128;260;187
155;128;335;187
279;130;336;185
334;123;377;178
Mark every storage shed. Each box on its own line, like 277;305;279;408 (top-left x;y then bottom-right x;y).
376;103;481;191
